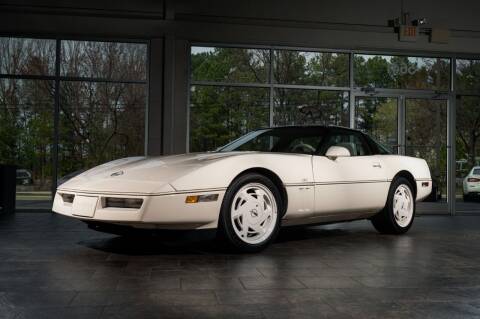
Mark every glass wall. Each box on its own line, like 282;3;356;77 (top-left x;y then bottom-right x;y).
0;79;54;209
354;54;450;90
352;53;452;212
60;40;147;81
59;82;146;176
274;89;349;126
189;45;480;214
406;99;448;202
190;46;350;151
273;51;349;86
191;47;269;83
354;97;398;153
0;37;148;211
0;38;57;209
189;86;270;152
58;40;147;179
456;59;480;213
0;38;56;75
189;48;455;153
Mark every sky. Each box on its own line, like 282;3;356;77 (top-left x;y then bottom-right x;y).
191;46;215;54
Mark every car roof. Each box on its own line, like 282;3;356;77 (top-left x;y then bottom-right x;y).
259;125;361;133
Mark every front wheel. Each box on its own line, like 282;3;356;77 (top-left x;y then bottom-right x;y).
217;173;282;252
371;177;415;234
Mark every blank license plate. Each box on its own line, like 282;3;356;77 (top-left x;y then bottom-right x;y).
72;196;98;218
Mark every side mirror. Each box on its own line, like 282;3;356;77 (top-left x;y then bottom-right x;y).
325;146;351;159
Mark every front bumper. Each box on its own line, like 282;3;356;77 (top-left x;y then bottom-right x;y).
52;190;225;230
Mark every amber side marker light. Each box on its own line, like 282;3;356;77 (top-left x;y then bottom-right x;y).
185;194;219;203
421;182;430;187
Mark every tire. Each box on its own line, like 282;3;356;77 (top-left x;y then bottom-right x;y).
371;177;415;234
217;173;282;253
463;193;471;202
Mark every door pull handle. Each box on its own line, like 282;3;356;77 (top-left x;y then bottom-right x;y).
372;163;382;168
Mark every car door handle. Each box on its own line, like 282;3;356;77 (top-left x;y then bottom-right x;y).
372;162;382;168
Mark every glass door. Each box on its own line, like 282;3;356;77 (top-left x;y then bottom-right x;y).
405;98;448;213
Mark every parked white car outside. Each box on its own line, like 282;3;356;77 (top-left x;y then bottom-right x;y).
463;166;480;201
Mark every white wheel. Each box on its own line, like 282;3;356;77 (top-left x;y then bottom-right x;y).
371;177;415;234
230;183;278;245
393;184;414;228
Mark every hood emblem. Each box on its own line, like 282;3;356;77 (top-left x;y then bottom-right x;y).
110;171;124;177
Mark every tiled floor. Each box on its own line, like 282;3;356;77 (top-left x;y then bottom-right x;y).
0;213;480;318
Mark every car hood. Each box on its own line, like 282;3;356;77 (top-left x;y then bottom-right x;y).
58;152;245;194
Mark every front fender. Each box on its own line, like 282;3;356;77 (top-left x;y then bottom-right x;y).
170;153;314;191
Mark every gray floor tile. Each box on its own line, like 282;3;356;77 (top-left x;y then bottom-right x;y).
0;213;479;319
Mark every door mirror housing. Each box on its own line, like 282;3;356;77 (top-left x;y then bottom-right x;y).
325;146;351;159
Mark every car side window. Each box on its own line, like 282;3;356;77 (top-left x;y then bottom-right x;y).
285;136;321;154
321;131;371;156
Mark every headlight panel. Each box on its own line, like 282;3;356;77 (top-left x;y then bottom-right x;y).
103;197;143;209
61;193;75;203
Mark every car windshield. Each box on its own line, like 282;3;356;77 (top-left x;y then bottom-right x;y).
218;127;327;154
473;168;480;175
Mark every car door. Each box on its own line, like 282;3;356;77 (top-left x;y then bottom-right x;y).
312;129;389;215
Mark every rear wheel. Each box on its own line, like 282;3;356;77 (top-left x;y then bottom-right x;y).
371;177;415;234
463;193;471;202
217;173;282;252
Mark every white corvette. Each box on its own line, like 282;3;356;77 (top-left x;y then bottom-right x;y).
53;126;432;252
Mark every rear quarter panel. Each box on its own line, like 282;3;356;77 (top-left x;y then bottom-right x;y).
379;155;432;201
